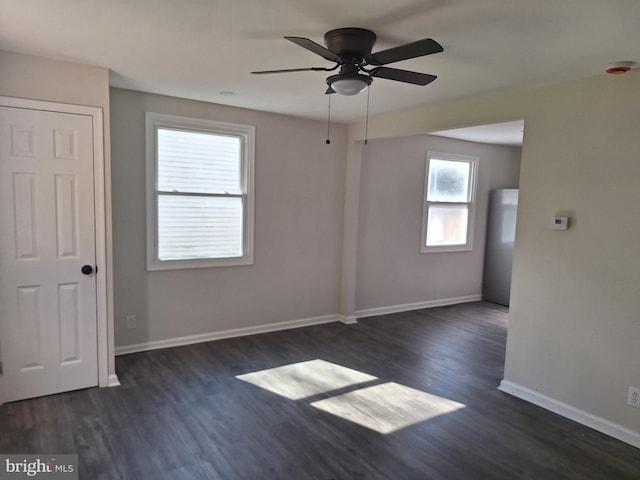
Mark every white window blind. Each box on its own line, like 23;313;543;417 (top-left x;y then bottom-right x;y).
146;113;254;270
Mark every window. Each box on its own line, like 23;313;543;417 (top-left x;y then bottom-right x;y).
421;152;478;253
146;112;254;270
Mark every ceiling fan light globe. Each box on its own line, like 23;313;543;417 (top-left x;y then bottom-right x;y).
327;73;373;96
331;78;369;95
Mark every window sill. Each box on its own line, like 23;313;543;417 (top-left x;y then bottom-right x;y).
146;255;254;271
420;245;473;254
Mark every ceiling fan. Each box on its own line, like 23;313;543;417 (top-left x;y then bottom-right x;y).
252;28;443;96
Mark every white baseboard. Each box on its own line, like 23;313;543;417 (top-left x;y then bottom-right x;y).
115;314;341;356
498;380;640;449
107;374;121;387
355;294;482;319
115;296;483;357
338;315;358;324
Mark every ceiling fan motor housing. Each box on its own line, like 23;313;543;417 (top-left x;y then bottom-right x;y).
324;28;377;60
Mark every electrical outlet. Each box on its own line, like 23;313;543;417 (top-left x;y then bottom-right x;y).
629;386;640;408
126;315;137;330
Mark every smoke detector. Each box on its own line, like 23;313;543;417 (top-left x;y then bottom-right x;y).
605;61;635;75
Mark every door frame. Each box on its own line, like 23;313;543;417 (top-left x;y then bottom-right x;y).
0;96;118;404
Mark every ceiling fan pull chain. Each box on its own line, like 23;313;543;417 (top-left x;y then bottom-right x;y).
364;87;370;145
326;94;332;144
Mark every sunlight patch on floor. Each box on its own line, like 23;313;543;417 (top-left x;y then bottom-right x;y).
310;382;466;434
236;359;377;400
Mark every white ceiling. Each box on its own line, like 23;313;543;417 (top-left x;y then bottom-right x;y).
1;1;638;125
430;120;524;147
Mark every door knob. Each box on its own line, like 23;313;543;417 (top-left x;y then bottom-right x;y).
81;265;94;275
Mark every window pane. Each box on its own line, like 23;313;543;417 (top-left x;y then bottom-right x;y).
426;205;468;246
157;128;241;194
158;195;243;260
427;159;470;202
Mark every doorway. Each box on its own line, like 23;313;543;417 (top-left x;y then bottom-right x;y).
0;97;111;402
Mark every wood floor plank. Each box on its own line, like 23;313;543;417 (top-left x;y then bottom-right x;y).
1;302;639;479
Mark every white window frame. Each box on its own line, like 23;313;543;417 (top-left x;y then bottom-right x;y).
145;112;255;270
421;151;478;253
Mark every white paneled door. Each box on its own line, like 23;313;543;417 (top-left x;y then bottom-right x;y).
0;106;98;402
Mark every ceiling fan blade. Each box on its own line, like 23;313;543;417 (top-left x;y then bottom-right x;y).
370;67;437;85
285;36;343;62
251;67;331;75
368;38;443;66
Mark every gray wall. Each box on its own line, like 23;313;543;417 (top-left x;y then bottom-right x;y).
356;135;521;311
348;70;640;439
110;88;348;347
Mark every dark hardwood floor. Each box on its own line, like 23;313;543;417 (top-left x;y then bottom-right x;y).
1;302;639;479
